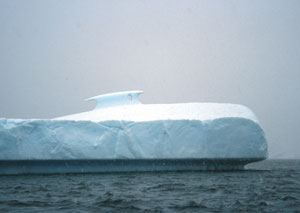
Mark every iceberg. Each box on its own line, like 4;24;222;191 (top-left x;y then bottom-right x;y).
0;91;268;174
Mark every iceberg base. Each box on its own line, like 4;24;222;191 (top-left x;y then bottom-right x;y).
0;158;265;175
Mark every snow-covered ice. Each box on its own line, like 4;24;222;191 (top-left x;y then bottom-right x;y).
0;91;268;160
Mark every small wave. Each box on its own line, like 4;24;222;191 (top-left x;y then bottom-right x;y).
169;201;208;210
282;196;297;201
4;200;50;207
258;201;269;206
147;183;186;191
93;198;142;211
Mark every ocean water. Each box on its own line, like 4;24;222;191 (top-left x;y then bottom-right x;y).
0;159;299;212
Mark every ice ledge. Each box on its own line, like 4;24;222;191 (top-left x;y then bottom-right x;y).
86;90;144;110
0;158;267;174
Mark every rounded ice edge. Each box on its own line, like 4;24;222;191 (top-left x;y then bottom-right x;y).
86;90;144;110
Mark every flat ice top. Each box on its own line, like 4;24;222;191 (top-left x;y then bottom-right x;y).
55;103;259;123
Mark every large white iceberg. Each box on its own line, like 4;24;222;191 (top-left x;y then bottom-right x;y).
0;91;268;173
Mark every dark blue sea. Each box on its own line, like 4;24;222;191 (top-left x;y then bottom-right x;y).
0;159;299;212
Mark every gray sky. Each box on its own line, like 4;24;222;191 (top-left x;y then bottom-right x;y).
0;0;299;158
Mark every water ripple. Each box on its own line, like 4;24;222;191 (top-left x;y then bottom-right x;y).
0;160;299;212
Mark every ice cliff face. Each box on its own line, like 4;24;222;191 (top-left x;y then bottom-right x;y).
0;91;268;160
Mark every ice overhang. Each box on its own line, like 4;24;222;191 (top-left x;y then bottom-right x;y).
86;90;144;110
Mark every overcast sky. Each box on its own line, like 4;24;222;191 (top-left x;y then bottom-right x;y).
0;0;299;158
